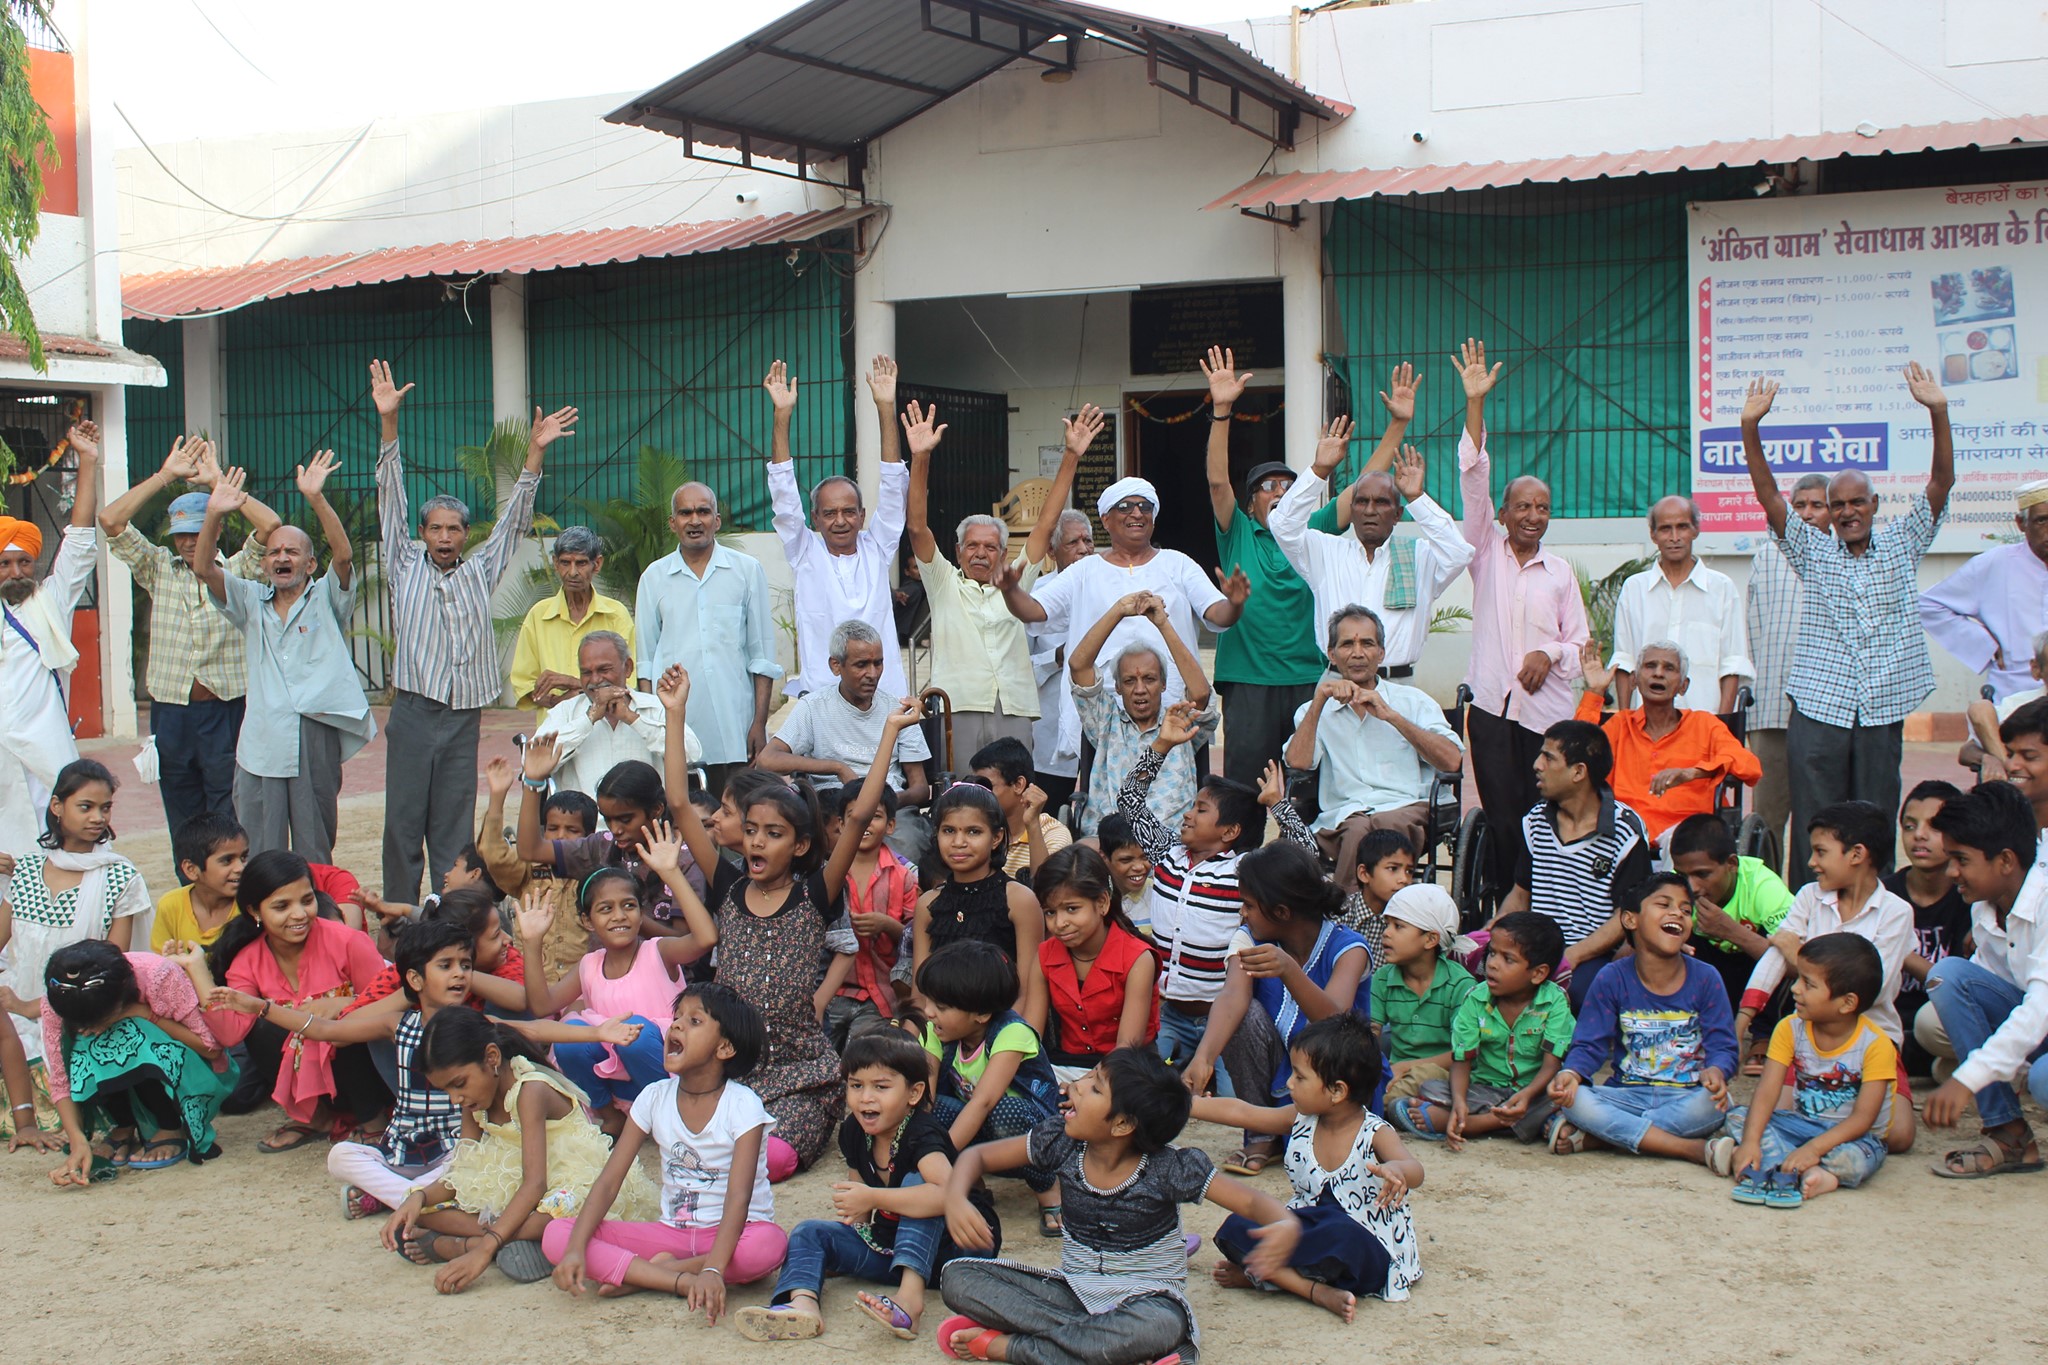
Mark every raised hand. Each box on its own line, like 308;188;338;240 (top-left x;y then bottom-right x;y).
1257;759;1286;809
1213;565;1252;608
900;400;947;458
1313;415;1355;473
1156;701;1198;750
530;404;579;452
514;885;557;944
1021;783;1048;818
159;435;203;484
640;819;684;875
1391;444;1427;501
207;466;250;517
295;449;340;500
522;731;562;782
484;754;517;798
656;664;691;716
995;560;1024;594
865;354;898;409
66;420;101;463
1579;640;1614;694
1450;337;1501;400
884;694;924;732
1063;403;1106;456
1739;377;1778;425
762;359;798;413
1140;593;1169;628
1115;591;1154;619
1200;344;1251;408
368;358;414;416
189;439;223;489
1903;360;1947;412
1378;362;1420;424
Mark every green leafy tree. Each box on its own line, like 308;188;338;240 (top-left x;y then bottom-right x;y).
0;0;58;477
1573;555;1655;657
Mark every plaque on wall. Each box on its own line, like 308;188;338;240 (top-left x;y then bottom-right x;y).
1129;282;1284;376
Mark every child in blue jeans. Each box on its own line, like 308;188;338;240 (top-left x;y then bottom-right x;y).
1720;933;1897;1205
1545;873;1737;1164
735;1030;998;1341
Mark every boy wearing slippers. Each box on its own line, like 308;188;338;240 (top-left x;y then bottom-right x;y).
1920;782;2048;1179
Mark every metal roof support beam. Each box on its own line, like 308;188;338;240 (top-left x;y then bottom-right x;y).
1141;35;1295;148
758;44;956;98
678;120;866;196
922;0;1075;72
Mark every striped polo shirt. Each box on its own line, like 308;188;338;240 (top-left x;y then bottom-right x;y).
1516;789;1652;946
1149;845;1246;1004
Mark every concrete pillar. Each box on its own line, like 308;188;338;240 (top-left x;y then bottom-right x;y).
95;381;138;739
489;273;530;515
851;278;896;509
1277;207;1324;470
182;316;224;446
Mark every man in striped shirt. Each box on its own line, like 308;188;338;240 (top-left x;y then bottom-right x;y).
1493;718;1652;1012
371;358;578;901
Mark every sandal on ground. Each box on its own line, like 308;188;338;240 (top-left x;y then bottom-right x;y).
1704;1136;1736;1178
1037;1204;1064;1238
259;1122;324;1154
1730;1164;1768;1205
854;1291;918;1339
1931;1132;2047;1180
394;1227;441;1266
341;1184;388;1220
1762;1169;1804;1209
125;1134;189;1170
1388;1096;1446;1142
735;1304;825;1342
937;1315;997;1360
494;1239;553;1283
1544;1113;1585;1155
1220;1140;1282;1177
1184;1232;1203;1259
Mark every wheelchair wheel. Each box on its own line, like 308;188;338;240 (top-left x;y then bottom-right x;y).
1451;808;1495;933
1736;813;1780;874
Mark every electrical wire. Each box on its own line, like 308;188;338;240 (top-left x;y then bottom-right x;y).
958;301;1032;387
187;0;278;86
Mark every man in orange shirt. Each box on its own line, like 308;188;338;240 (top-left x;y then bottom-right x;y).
1574;639;1760;847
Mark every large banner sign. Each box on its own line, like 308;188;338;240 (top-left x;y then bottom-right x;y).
1689;185;2047;550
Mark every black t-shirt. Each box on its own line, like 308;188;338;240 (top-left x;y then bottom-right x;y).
1881;869;1973;1006
835;1110;998;1252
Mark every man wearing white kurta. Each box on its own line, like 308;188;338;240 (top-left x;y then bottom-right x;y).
0;422;101;853
1608;495;1754;715
532;630;701;797
764;356;909;700
1920;480;2048;703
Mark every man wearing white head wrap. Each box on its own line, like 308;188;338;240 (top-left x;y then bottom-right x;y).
1919;478;2048;704
1372;884;1479;1104
0;421;101;854
1002;462;1247;767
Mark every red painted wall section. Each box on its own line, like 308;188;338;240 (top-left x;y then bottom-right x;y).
68;607;101;739
27;47;76;217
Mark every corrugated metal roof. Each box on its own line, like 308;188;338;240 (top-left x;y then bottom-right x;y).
1205;117;2048;209
608;0;1341;164
121;207;878;320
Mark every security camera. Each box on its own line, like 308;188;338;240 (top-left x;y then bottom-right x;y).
1411;130;1428;144
735;191;760;205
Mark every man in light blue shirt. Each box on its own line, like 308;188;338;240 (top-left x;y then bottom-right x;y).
194;454;375;864
635;480;781;797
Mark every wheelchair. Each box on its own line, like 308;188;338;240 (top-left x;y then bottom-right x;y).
1284;682;1491;930
1713;683;1777;869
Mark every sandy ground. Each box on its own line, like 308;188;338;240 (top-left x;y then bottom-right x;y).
15;746;2043;1363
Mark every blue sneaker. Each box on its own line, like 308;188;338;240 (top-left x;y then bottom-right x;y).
1730;1165;1768;1206
1763;1169;1805;1209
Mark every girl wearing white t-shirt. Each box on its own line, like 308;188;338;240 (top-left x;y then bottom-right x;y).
543;983;785;1322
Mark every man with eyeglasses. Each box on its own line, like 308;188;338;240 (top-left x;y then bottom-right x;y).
1002;456;1249;783
1739;364;1955;887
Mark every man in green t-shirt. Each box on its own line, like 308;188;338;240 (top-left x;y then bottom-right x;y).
1202;344;1352;788
1667;813;1795;1031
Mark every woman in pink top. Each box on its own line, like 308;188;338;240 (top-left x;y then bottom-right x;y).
514;822;718;1133
203;850;393;1153
1453;338;1591;901
42;942;239;1183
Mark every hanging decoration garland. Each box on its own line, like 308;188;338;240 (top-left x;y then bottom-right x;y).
1125;396;1286;425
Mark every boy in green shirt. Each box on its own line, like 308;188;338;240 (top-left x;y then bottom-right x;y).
1369;884;1478;1103
1392;911;1574;1147
1669;814;1795;1054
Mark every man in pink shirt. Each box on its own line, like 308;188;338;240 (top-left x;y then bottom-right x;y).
1454;338;1591;900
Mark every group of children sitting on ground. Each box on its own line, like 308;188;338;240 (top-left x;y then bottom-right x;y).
6;673;2046;1365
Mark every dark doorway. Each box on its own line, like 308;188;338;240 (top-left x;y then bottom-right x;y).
1131;385;1284;576
899;382;1010;559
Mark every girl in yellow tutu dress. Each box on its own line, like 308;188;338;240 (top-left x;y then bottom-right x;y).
379;1007;658;1292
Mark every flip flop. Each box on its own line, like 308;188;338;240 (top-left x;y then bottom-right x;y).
1037;1204;1064;1238
1730;1164;1768;1206
259;1122;324;1154
1388;1096;1446;1142
854;1291;917;1339
735;1304;824;1341
1762;1169;1804;1209
1184;1232;1203;1259
394;1227;440;1266
1544;1113;1585;1155
125;1136;189;1170
937;1315;994;1360
494;1240;553;1283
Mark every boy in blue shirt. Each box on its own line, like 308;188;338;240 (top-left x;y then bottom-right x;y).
1545;873;1738;1164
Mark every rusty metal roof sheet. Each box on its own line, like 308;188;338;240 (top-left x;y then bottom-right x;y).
121;207;878;320
1205;116;2048;210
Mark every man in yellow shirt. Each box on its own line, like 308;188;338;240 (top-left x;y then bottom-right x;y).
508;526;635;711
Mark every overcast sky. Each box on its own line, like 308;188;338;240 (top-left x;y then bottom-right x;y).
94;0;1283;148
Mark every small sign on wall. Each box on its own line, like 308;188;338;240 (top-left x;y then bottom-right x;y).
1129;282;1284;376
